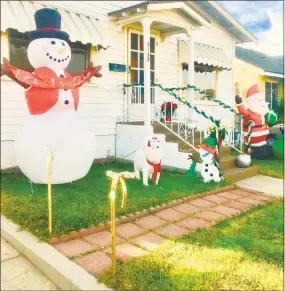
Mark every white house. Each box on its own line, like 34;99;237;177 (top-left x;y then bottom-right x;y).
1;1;257;171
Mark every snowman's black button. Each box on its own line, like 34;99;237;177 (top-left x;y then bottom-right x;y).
60;74;64;77
53;58;57;61
205;169;208;172
205;164;208;167
64;100;69;105
210;173;213;177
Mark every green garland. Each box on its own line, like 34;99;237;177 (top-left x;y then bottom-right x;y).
165;84;253;121
123;83;221;127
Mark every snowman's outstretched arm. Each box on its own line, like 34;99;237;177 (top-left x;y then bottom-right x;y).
88;62;102;78
1;58;30;89
69;61;103;79
235;95;249;117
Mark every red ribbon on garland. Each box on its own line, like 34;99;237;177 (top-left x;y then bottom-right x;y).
6;64;94;89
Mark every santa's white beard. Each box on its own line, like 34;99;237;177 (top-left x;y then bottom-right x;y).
247;98;270;116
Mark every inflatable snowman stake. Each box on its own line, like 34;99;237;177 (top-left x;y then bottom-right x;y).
1;8;102;184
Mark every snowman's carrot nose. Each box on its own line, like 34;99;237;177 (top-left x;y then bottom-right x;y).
58;47;66;54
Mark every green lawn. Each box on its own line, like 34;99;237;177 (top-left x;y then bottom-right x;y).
99;199;284;291
1;162;229;241
253;158;284;179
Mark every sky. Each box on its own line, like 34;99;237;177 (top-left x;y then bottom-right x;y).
218;1;284;56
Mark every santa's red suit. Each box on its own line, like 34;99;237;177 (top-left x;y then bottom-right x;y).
235;84;272;159
25;67;79;115
236;106;268;147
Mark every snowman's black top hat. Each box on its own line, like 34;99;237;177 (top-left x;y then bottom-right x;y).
28;8;69;41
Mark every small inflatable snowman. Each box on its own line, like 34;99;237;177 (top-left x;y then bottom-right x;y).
1;8;102;184
197;144;222;183
188;137;223;183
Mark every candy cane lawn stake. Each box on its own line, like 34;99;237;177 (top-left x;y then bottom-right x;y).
46;145;53;234
106;170;136;277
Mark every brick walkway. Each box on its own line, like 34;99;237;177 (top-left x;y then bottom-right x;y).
53;188;276;277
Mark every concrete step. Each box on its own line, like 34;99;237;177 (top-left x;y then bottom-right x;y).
219;155;237;171
179;144;231;155
223;165;260;183
153;123;204;139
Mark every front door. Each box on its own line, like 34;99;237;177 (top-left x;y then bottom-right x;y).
128;29;156;121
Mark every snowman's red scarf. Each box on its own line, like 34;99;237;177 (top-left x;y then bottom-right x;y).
146;159;161;183
6;64;94;89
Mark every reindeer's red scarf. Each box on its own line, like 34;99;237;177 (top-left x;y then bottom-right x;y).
6;64;95;89
147;159;161;183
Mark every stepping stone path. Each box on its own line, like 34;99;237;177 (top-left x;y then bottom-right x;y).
52;188;278;277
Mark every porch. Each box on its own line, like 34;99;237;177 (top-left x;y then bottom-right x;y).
109;1;236;136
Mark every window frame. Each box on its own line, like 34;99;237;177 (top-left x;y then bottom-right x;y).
128;28;156;104
181;62;217;101
265;81;279;109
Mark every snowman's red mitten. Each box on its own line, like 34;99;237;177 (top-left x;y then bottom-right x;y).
87;61;102;78
1;58;30;89
91;65;103;78
235;95;243;105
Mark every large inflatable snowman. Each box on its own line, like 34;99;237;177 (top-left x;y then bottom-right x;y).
1;8;103;184
235;84;277;159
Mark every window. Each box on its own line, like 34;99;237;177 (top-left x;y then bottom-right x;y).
129;32;155;104
181;63;217;100
265;82;278;110
8;28;91;74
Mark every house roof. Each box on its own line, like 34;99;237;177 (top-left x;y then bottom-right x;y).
108;1;257;44
1;1;104;45
236;46;284;75
193;1;257;44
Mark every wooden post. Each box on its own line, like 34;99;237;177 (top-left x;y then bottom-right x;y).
142;17;152;131
186;29;195;101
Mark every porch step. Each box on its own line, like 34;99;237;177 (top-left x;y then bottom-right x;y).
219;155;237;171
153;122;205;139
223;165;260;183
178;144;231;155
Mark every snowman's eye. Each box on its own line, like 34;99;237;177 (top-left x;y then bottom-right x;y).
62;42;65;46
51;40;56;45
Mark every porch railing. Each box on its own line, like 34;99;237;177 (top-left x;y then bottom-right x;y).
129;85;155;104
124;83;245;155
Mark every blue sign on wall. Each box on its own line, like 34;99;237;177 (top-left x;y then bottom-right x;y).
109;63;126;72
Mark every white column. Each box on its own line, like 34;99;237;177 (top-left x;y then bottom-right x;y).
215;69;219;99
142;17;152;131
186;29;195;101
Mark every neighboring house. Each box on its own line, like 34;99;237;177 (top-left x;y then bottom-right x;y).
1;1;257;170
235;46;284;109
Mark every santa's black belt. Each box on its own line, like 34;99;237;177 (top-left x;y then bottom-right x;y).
243;124;265;129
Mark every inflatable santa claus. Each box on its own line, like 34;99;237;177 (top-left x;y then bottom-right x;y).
1;8;102;184
235;84;278;159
